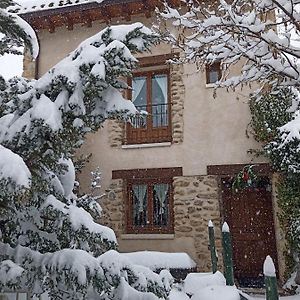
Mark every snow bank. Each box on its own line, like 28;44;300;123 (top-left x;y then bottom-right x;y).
184;271;226;296
191;285;240;300
121;251;196;270
169;288;190;300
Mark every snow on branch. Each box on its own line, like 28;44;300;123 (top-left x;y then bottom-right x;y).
0;1;39;58
159;0;300;90
0;145;31;190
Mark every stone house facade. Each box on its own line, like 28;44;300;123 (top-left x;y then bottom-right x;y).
19;0;286;287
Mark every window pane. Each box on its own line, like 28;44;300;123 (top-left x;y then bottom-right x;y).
152;74;168;127
153;183;169;226
132;184;148;226
132;76;147;107
209;70;219;83
132;76;147;128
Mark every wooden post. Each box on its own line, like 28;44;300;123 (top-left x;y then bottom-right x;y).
222;222;234;286
264;256;279;300
208;220;218;273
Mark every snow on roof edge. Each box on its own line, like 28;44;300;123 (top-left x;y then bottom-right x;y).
8;0;104;15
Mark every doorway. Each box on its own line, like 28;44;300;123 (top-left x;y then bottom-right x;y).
222;178;278;287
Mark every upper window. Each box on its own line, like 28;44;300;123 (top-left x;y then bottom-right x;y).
206;62;221;84
125;69;172;145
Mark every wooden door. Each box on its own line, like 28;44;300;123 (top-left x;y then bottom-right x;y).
222;183;278;287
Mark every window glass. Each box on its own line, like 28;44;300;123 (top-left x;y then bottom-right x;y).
206;63;221;84
208;69;220;83
132;76;147;128
152;74;168;127
153;183;169;226
132;184;148;226
132;76;147;107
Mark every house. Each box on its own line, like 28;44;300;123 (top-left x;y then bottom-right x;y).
17;0;285;287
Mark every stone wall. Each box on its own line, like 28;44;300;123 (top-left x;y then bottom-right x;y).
107;120;125;148
100;179;125;237
100;175;223;272
170;63;185;144
23;50;36;79
173;175;223;271
108;62;185;147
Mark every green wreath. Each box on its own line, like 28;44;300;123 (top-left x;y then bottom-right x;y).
232;165;257;193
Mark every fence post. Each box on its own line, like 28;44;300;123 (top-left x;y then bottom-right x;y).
208;220;218;273
264;256;279;300
222;222;234;286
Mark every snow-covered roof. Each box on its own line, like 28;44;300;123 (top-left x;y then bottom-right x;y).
10;0;103;14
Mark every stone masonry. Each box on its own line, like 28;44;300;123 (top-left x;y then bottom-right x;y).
108;62;185;147
100;179;125;237
173;175;223;271
23;50;36;79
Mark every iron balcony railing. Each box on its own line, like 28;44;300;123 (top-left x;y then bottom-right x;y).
124;103;172;144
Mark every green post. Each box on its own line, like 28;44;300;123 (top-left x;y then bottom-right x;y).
264;256;279;300
222;222;234;286
208;220;218;273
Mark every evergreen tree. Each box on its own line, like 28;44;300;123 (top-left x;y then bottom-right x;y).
0;3;170;299
0;0;38;57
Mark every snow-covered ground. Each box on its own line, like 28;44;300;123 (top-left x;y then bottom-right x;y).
251;296;299;300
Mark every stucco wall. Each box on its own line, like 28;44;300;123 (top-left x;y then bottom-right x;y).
27;12;285;279
33;15;264;191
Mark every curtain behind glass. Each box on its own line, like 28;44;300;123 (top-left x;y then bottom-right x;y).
152;74;168;127
132;76;147;128
132;184;147;226
153;183;169;226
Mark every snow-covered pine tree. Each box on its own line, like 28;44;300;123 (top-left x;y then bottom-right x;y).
0;0;38;57
0;2;170;299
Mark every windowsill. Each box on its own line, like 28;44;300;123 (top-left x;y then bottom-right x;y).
205;83;217;88
121;234;175;240
122;142;171;149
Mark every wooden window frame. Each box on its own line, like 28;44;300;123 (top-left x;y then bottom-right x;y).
205;62;222;84
126;177;174;234
112;167;182;234
124;64;172;145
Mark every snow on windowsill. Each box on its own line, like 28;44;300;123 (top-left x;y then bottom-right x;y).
120;251;196;270
121;234;175;240
121;142;171;149
205;83;217;88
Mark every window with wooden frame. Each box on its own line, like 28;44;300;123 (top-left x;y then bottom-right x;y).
206;62;221;84
125;56;172;145
112;168;182;234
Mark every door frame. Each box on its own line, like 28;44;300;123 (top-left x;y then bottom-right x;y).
207;163;281;285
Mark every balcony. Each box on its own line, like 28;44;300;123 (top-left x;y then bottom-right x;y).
124;103;172;145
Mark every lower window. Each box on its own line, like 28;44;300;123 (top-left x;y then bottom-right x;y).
112;168;182;234
127;179;173;233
